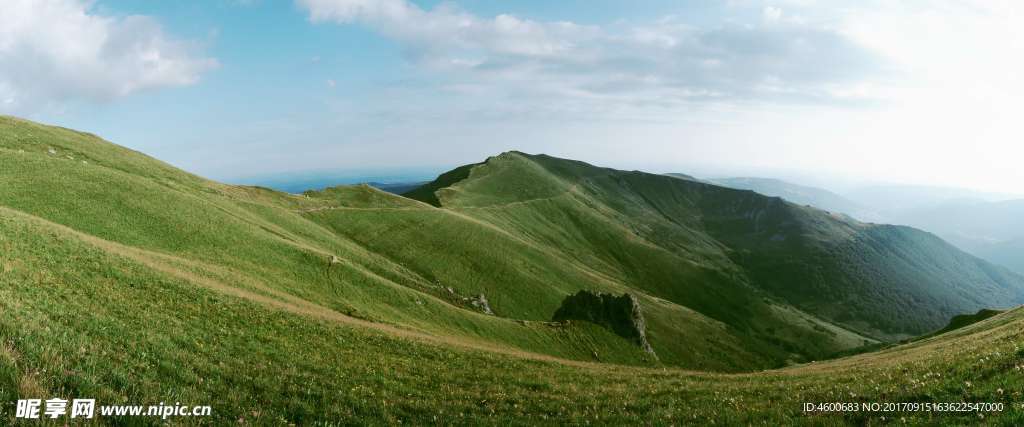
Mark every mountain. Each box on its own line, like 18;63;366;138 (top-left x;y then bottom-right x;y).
974;239;1024;275
714;179;1024;275
887;199;1024;274
404;153;1024;340
710;177;880;221
2;116;1024;424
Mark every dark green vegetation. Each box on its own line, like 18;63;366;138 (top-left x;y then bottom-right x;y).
933;309;1005;336
2;116;1023;424
552;291;655;356
713;177;1024;276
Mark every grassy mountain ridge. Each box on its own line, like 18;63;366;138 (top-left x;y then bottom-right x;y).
0;117;777;371
3;116;1024;424
408;151;1024;341
404;152;883;361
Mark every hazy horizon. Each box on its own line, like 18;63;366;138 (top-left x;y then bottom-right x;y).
5;0;1024;194
228;151;1024;201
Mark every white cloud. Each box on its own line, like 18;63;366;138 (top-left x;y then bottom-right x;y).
296;0;883;108
0;0;217;113
762;6;783;22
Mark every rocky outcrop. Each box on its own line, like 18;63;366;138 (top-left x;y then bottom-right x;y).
442;287;494;315
469;294;493;315
552;291;656;358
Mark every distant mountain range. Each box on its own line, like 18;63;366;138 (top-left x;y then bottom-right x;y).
709;178;1024;275
889;199;1024;274
845;184;1021;216
367;181;428;194
234;172;438;194
708;177;881;222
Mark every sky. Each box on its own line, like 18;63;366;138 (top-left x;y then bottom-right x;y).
3;0;1024;193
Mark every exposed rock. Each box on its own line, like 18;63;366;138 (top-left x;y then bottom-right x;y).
469;294;493;315
328;255;342;265
552;291;657;358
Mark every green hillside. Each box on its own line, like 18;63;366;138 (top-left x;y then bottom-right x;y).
3;203;1023;424
2;116;1024;424
407;152;1024;341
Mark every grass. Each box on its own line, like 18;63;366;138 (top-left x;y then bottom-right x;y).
1;209;1022;425
2;116;1024;424
0;117;661;369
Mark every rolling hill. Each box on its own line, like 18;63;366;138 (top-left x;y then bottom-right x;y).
2;116;1024;424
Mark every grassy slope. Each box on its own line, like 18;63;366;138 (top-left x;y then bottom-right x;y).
1;116;794;372
1;208;1022;425
6;116;1012;368
0;117;661;369
406;153;876;363
298;184;776;370
413;152;1024;343
2;117;1023;423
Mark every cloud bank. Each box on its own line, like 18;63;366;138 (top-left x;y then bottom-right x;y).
0;0;217;113
297;0;884;108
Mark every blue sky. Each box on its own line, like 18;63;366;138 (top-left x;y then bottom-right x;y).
4;1;1024;193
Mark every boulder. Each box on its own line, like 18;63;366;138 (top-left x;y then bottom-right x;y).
469;294;494;315
552;291;656;358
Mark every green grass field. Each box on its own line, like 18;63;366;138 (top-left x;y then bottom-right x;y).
1;116;1023;424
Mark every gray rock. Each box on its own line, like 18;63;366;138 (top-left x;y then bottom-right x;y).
552;291;657;359
469;294;493;315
